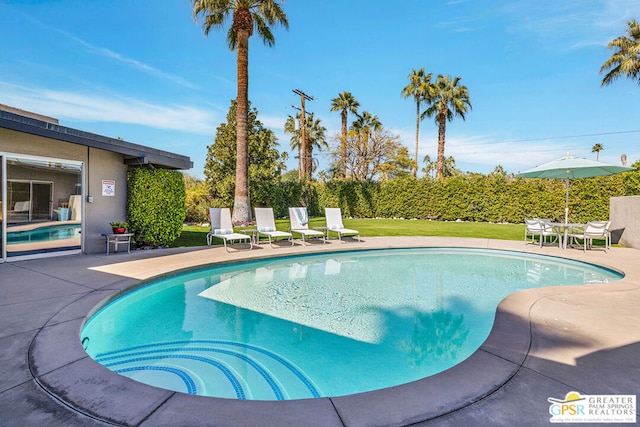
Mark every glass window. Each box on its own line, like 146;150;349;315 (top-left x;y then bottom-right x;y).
5;156;82;258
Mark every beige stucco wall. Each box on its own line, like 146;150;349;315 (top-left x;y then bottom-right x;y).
1;128;129;254
610;196;640;249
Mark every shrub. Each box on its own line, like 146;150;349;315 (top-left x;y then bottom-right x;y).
127;168;186;247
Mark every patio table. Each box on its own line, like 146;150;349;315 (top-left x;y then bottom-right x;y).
550;223;585;249
240;228;260;244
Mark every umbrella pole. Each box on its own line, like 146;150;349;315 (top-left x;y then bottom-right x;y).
564;178;569;224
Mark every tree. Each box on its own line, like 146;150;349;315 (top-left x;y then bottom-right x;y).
422;154;436;179
401;68;433;177
192;0;288;223
600;19;640;87
204;100;285;215
183;173;214;223
335;125;405;181
284;115;303;175
284;113;328;180
330;92;360;178
592;143;604;160
351;111;382;180
424;75;472;180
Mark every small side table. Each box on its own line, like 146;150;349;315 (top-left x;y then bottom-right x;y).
102;233;134;255
313;226;329;239
241;228;260;244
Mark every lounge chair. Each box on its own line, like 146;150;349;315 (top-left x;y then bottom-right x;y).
324;208;360;242
288;207;325;245
255;207;293;248
206;208;252;252
524;218;559;247
567;220;611;252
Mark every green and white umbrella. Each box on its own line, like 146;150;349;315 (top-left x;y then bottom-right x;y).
518;154;634;223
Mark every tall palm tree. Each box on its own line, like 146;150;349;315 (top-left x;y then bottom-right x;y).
424;75;472;180
600;19;640;87
284;113;328;179
401;68;433;177
305;114;328;178
592;143;604;160
192;0;288;223
330;92;360;178
284;115;302;177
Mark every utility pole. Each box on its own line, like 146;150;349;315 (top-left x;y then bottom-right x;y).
293;89;313;181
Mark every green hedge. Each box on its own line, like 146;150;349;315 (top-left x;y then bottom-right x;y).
127;168;186;246
268;170;640;223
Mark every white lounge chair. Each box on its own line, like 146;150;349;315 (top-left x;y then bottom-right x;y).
567;220;611;252
324;208;360;242
255;207;293;248
288;207;325;245
206;208;252;252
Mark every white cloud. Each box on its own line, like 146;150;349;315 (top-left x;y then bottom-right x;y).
503;0;640;50
1;81;219;135
41;23;201;90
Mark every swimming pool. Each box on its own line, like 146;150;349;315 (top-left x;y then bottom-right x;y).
81;248;622;400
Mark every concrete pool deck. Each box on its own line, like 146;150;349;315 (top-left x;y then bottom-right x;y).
0;236;638;426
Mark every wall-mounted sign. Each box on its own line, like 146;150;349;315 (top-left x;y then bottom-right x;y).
102;180;115;196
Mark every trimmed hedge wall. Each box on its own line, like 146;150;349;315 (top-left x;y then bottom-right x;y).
278;170;639;223
127;168;186;246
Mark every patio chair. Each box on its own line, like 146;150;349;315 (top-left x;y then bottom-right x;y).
206;208;252;252
524;218;559;247
567;220;611;252
288;207;325;245
255;207;293;248
324;208;360;242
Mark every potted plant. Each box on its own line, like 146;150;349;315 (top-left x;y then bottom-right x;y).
57;201;70;221
109;221;128;234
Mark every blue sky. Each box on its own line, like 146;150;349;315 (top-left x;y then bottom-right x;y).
1;0;639;178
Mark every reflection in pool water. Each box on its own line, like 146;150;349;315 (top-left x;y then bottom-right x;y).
7;223;81;244
6;222;81;257
81;248;621;400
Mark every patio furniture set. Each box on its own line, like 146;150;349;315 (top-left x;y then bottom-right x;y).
524;218;612;252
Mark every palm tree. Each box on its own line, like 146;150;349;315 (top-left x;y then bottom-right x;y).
592;143;604;160
306;115;328;178
284;115;302;177
422;154;436;179
284;113;328;180
192;0;288;223
424;75;472;180
330;92;360;178
401;68;433;177
600;19;640;87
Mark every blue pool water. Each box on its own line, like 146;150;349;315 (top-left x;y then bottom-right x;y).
81;248;622;400
7;223;81;244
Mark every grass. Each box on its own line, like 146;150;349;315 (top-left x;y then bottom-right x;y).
170;218;525;248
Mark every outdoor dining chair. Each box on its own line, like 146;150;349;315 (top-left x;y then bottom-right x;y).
567;220;611;252
524;218;560;247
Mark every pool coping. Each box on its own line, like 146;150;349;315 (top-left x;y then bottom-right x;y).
21;237;640;425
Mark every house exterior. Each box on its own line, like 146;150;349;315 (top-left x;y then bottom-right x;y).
0;105;192;261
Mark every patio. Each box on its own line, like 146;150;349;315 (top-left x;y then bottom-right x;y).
0;237;638;426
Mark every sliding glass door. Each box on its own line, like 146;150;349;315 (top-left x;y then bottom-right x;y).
3;155;83;259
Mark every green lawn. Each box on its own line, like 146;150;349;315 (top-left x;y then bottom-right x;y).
170;218;524;248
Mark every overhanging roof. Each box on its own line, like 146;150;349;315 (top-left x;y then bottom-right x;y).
0;110;193;170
